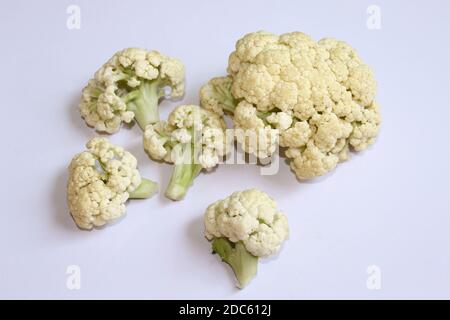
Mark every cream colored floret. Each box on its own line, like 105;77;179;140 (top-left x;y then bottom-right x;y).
80;48;185;133
67;138;141;229
233;101;279;159
143;105;228;169
199;76;235;116
200;31;381;179
204;189;289;257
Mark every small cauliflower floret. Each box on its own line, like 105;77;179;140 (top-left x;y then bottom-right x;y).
266;111;293;130
348;102;381;151
80;48;185;133
200;31;381;179
233;101;279;159
205;189;289;288
67;138;158;230
199;76;236;116
144;105;229;201
279;121;311;148
143;121;173;162
286;142;339;179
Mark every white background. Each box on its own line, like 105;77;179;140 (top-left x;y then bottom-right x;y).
0;0;449;299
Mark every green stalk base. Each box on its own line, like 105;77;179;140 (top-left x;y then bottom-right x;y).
212;238;258;289
129;178;158;199
165;163;202;201
127;80;160;130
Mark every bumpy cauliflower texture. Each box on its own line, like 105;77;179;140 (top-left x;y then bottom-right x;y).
205;189;289;257
80;48;185;133
205;189;289;288
144;105;229;200
67;138;158;229
200;31;381;179
233;101;280;159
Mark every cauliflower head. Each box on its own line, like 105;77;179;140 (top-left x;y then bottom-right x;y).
200;31;381;179
67;138;158;230
205;189;289;288
205;188;289;257
80;48;185;133
144;105;229;200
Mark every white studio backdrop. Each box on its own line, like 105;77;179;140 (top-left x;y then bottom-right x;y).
0;0;449;299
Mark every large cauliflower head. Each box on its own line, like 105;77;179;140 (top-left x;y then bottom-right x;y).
67;138;142;229
204;189;289;257
201;31;381;179
143;104;229;169
80;48;185;133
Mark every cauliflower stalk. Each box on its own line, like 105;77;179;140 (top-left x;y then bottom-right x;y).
80;48;185;133
67;138;158;230
144;105;229;201
200;31;381;179
205;189;289;288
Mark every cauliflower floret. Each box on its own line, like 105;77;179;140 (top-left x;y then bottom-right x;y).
144;105;230;200
266;111;293;130
200;31;381;179
310;111;353;152
205;189;289;257
199;76;236;116
67;138;157;229
233;101;279;159
280;121;311;148
205;189;289;288
80;48;185;133
349;102;381;151
286;142;339;179
143;121;172;162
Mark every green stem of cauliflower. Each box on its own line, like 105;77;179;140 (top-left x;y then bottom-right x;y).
165;143;203;201
126;80;163;130
128;178;159;199
212;238;258;289
165;162;203;201
217;86;238;114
